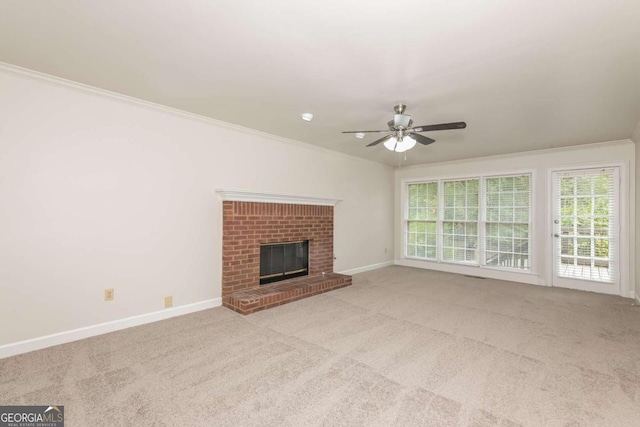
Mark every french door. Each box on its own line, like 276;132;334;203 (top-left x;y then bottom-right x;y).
551;167;620;295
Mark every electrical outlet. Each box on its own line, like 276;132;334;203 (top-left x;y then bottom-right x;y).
164;296;173;308
105;288;114;301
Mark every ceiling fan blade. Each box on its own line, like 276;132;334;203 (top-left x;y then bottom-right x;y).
411;134;436;145
342;130;389;134
367;135;392;147
413;122;467;132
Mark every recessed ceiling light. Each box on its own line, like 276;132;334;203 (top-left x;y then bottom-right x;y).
355;132;365;139
301;113;314;122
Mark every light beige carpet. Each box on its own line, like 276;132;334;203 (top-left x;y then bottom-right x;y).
1;266;640;426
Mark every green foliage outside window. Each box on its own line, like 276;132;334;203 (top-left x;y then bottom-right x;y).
559;173;611;266
407;182;438;260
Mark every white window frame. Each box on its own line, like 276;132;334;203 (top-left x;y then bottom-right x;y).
402;169;535;274
405;181;439;260
481;173;533;272
440;177;480;265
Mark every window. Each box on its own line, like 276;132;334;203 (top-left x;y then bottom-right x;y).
484;175;531;269
442;179;479;263
405;173;532;271
406;182;438;259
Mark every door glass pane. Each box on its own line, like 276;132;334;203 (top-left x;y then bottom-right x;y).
556;169;615;283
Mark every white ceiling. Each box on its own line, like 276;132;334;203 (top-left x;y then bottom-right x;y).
1;0;639;167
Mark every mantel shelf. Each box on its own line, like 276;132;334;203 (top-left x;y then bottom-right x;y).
214;189;341;206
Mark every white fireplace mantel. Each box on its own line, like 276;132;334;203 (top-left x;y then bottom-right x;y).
214;189;341;206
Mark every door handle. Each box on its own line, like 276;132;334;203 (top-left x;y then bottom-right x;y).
554;234;560;238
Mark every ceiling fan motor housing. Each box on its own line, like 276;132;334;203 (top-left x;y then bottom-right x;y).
393;103;407;114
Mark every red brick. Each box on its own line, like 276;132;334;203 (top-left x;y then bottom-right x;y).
222;201;339;300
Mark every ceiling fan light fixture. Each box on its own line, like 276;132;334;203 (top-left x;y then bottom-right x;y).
355;132;365;139
383;136;417;152
383;137;397;151
301;113;314;122
395;136;416;153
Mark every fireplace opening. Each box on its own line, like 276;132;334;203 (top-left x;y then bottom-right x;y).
260;240;309;285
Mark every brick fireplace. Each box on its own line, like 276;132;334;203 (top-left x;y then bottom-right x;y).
217;190;352;314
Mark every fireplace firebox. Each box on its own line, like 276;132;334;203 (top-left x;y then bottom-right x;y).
260;240;309;285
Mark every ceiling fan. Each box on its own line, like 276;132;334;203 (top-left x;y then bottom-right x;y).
342;104;466;152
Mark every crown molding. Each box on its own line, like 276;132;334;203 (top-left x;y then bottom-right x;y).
0;62;392;170
215;189;341;206
396;139;634;170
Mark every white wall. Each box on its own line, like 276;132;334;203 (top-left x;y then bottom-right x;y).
633;120;640;303
0;68;394;346
394;141;636;297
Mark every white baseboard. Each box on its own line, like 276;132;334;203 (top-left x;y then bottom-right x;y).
338;260;394;276
395;258;542;286
0;298;222;359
